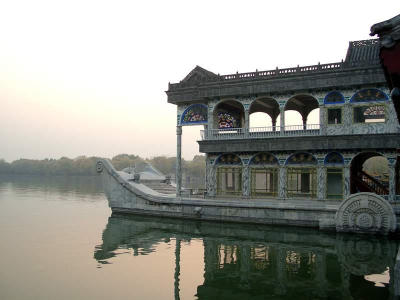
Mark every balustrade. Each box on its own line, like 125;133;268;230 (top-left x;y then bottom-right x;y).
200;124;320;140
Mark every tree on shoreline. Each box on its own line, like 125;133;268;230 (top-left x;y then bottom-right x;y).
0;155;205;184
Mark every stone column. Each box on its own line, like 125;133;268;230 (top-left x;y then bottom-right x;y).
280;108;285;135
388;161;396;202
343;104;352;135
302;114;307;130
279;166;287;199
317;166;326;200
176;126;182;197
319;107;326;135
272;117;277;132
343;166;350;198
206;162;216;197
244;109;250;137
242;165;250;197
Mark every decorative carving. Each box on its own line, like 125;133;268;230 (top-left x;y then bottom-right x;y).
335;193;397;234
250;153;278;165
242;165;250;197
278;167;286;198
286;153;317;165
215;154;242;165
206;164;216;196
96;161;104;173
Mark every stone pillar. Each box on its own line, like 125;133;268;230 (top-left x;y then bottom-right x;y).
302;114;307;130
343;104;352;135
343;166;350;198
317;166;326;200
244;109;250;137
242;165;250;197
279;166;287;198
319;107;326;135
388;161;396;202
176;126;182;197
206;162;216;197
272;117;277;132
280;108;285;135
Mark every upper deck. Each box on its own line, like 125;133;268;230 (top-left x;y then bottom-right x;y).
167;39;400;154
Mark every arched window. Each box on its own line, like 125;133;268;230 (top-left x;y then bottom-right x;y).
325;152;344;200
215;154;242;196
214;100;244;129
286;153;317;198
350;89;388;103
249;153;279;197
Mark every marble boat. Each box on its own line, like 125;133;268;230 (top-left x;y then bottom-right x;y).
97;16;400;235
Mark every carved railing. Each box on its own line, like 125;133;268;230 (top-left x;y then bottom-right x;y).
220;63;343;81
356;170;389;195
168;62;346;90
200;124;320;140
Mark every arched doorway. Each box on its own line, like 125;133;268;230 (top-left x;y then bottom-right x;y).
249;97;280;131
285;94;319;130
350;152;389;195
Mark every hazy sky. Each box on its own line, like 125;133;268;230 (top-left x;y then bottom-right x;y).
0;0;399;162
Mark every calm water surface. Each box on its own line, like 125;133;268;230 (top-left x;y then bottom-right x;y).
0;175;399;300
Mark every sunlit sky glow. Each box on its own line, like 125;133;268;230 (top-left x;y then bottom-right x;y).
1;0;399;162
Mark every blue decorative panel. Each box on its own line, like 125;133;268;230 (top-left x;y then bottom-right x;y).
350;89;388;103
324;152;344;165
181;104;208;125
324;91;345;104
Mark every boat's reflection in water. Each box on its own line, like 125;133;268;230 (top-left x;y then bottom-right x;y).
94;214;400;300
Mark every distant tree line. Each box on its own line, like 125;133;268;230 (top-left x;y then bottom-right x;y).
0;154;205;183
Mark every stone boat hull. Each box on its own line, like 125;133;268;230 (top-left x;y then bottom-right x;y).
97;159;400;235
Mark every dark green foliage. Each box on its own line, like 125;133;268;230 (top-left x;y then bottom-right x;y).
0;155;206;181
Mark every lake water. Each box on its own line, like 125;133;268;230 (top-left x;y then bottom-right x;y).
0;175;399;300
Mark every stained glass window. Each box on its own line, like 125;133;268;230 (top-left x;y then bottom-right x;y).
218;112;239;129
181;104;208;125
350;89;388;103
